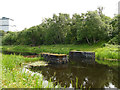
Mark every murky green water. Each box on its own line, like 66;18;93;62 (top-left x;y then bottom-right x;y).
28;61;119;88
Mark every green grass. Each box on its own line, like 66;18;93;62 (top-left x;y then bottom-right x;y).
95;44;119;60
2;67;57;88
1;53;60;88
1;43;119;88
1;43;101;54
0;53;2;89
96;59;120;67
1;43;119;67
1;43;119;59
2;53;83;88
2;54;43;70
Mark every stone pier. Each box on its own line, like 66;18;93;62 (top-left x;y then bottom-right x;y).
41;53;68;64
69;51;95;63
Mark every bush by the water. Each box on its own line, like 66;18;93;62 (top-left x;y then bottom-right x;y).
95;44;119;60
108;35;119;45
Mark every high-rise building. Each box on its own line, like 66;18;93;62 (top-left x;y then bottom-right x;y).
119;1;120;14
0;17;14;32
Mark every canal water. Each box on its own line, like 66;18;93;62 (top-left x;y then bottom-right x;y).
27;60;119;89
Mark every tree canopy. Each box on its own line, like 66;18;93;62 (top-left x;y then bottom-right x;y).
2;8;119;45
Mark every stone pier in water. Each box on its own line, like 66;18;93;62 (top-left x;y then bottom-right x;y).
41;53;68;64
69;51;95;63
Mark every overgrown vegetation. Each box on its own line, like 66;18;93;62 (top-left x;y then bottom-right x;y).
1;7;119;45
1;7;119;88
1;43;102;54
2;53;61;88
95;44;119;60
2;53;85;88
1;43;119;60
2;54;43;70
96;59;119;67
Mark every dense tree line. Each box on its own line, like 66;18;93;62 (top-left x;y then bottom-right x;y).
1;8;119;45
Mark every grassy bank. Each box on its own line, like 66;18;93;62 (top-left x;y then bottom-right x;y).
1;43;119;60
2;53;85;88
1;44;100;54
95;44;119;60
1;43;119;88
96;59;120;67
2;53;60;88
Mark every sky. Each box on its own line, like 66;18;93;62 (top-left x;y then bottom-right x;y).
0;0;119;31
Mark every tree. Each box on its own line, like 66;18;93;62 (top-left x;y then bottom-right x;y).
97;6;104;17
2;32;18;45
77;11;110;44
0;30;6;36
110;15;119;38
2;9;117;45
108;14;120;45
43;13;71;44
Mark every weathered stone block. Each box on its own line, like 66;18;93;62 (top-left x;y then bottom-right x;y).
41;53;68;64
69;51;95;63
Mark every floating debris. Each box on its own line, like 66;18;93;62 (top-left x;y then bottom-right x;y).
26;61;48;68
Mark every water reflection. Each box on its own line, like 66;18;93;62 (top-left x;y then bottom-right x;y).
28;60;119;89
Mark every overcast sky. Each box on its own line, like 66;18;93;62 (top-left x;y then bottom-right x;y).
0;0;119;31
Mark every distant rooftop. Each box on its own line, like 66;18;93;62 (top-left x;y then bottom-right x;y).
0;17;13;21
0;17;9;20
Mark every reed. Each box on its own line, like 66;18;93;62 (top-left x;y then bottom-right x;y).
95;44;119;60
2;53;59;88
